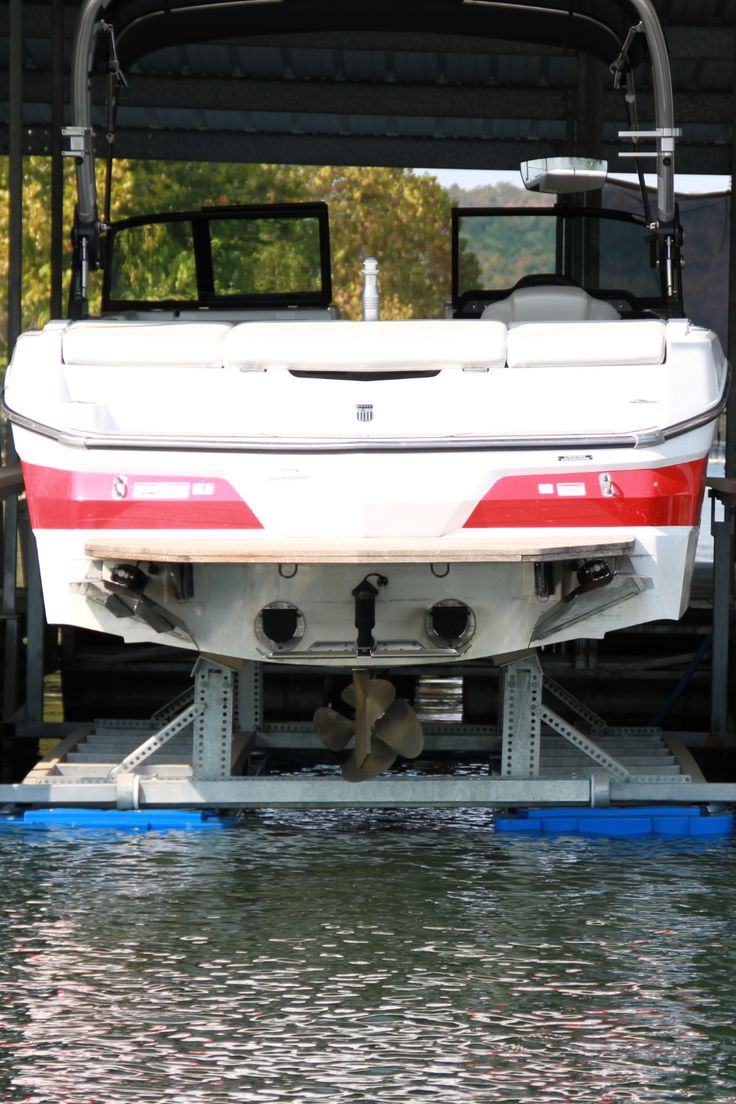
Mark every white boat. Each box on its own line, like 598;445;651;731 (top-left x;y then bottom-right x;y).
2;0;729;775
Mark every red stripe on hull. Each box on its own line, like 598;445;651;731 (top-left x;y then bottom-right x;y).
21;458;707;534
22;463;263;530
463;459;708;528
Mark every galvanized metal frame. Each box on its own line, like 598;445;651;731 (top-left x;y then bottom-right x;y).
3;774;736;811
498;654;686;786
107;702;201;780
0;650;719;811
192;660;234;780
499;657;542;779
236;660;263;733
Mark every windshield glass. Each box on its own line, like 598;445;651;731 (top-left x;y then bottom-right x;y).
105;203;331;309
209;215;324;297
109;220;198;303
457;213;556;292
454;207;662;305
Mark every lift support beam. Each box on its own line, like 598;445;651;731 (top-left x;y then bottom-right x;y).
2;776;736;810
1;655;730;812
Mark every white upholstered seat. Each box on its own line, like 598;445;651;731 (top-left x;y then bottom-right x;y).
481;285;620;323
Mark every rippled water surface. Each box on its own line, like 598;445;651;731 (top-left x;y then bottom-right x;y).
1;810;735;1103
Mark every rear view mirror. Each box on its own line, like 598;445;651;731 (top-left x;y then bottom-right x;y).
520;156;608;194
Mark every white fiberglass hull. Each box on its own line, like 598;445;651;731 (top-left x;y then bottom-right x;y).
30;523;697;666
5;316;727;667
12;427;710;667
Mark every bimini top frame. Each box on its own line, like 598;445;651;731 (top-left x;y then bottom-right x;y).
64;0;680;315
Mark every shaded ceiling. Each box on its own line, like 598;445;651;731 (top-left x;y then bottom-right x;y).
2;0;735;174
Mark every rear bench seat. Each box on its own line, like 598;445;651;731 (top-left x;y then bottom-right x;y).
62;320;234;369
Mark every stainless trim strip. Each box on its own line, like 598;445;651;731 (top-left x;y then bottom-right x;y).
2;391;727;454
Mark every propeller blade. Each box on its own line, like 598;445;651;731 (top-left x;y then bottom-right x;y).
313;706;354;751
341;676;396;726
351;671;373;768
374;700;424;759
342;738;397;782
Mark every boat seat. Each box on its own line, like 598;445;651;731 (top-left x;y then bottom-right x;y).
481;285;620;323
223;319;509;371
62;320;234;368
506;318;666;368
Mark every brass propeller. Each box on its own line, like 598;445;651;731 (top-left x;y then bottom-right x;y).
374;699;424;758
312;707;355;751
340;676;396;723
341;736;397;782
313;671;424;782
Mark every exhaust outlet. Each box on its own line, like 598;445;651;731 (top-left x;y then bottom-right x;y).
255;602;305;652
426;599;475;650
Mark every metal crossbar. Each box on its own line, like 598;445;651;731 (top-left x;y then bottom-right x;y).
107;702;202;780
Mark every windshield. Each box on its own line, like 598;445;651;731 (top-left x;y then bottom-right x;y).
453;206;665;312
105;203;331;310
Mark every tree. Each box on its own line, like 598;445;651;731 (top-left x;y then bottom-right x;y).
0;156;78;362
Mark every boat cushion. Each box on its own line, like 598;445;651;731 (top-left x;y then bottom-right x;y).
506;319;667;368
481;286;620;322
223;319;508;371
62;321;234;368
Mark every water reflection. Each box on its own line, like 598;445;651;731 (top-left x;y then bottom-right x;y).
1;813;734;1103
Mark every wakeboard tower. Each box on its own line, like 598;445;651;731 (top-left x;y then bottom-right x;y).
3;0;729;780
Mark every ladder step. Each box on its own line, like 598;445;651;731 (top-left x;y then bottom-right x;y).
66;751;193;764
539;764;683;778
55;762;194;778
541;738;666;751
76;737;192;753
540;753;675;766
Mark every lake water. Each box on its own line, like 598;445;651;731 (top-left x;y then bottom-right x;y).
1;810;735;1104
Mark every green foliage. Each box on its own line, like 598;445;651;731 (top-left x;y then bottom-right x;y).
0;156;78;363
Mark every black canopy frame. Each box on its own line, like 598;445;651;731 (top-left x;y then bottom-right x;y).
64;0;680;317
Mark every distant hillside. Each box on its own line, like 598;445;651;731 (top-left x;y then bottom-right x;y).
448;181;556;292
448;180;554;208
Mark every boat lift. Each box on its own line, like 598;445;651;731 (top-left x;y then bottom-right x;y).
0;648;731;811
0;419;732;812
0;406;732;812
0;586;733;812
0;416;735;811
